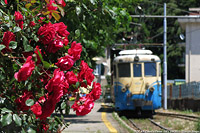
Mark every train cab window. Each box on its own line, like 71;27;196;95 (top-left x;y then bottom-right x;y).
144;62;156;76
118;63;130;77
133;64;142;77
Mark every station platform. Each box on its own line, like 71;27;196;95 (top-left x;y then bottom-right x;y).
63;102;127;133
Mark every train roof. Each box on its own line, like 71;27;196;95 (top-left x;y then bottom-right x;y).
119;49;152;55
114;51;160;63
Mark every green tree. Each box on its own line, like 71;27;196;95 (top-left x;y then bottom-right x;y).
122;0;200;79
60;0;138;68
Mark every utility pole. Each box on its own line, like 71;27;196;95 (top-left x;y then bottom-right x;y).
130;4;200;110
163;3;167;110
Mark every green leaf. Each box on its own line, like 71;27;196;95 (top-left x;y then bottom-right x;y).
22;36;33;52
27;127;36;133
76;6;81;16
25;99;34;106
22;35;28;47
2;113;12;127
1;108;12;113
33;35;39;42
43;61;50;69
75;82;80;88
25;3;32;9
75;29;80;37
52;12;61;21
0;67;5;73
13;27;21;33
25;45;33;52
61;102;66;110
0;44;6;51
37;49;44;62
83;80;87;85
55;116;62;125
9;41;17;49
57;5;65;16
13;114;22;126
81;23;87;30
90;0;96;5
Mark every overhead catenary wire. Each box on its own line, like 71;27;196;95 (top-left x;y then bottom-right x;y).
141;0;197;15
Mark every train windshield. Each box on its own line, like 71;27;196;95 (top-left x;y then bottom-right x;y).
118;63;130;77
144;62;156;76
133;64;142;77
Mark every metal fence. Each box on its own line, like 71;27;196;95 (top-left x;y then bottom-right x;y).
167;82;200;99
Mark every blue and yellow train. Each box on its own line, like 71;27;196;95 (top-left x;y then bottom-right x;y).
111;49;162;114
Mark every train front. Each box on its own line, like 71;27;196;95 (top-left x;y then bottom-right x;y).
112;50;162;113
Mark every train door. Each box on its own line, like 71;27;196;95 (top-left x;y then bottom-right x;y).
130;63;145;94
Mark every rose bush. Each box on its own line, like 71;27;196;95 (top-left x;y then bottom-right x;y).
0;0;101;132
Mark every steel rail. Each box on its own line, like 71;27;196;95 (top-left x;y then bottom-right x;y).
128;119;144;133
148;118;172;132
156;112;200;122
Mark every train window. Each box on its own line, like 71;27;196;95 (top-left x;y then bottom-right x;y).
144;62;156;76
118;63;130;77
133;64;142;77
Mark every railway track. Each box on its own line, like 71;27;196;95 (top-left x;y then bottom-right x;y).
156;112;200;122
128;119;144;132
148;118;172;132
128;118;172;132
115;111;199;132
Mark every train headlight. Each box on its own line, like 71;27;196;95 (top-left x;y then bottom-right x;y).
149;87;155;92
121;84;130;92
134;56;139;62
121;87;127;92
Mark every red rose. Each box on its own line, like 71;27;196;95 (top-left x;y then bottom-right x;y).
31;96;46;118
55;55;74;71
78;61;94;87
54;22;70;37
39;70;51;84
48;87;65;105
65;71;78;85
39;99;56;119
38;22;70;53
63;36;69;46
84;68;94;86
29;21;36;27
14;56;35;82
38;17;46;23
45;69;69;95
15;90;34;111
90;82;102;101
71;95;94;116
31;95;56;120
46;38;63;53
78;60;89;79
14;11;24;29
46;0;58;19
47;0;58;11
40;121;49;131
31;103;42;116
68;41;82;61
37;22;56;45
56;0;66;7
4;0;7;4
1;31;15;52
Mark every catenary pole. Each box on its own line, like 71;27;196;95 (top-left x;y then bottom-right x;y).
163;3;167;110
